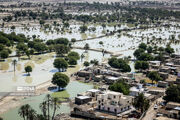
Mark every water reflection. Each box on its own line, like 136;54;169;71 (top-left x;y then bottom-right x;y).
0;62;9;71
25;76;33;84
24;61;35;69
12;73;18;82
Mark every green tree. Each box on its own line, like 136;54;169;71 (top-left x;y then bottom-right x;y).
51;97;60;120
133;93;150;113
0;44;4;51
71;38;76;44
39;20;45;25
138;43;147;50
165;45;174;55
83;61;90;67
11;25;15;31
25;66;32;75
0;50;9;59
34;43;47;53
99;41;103;45
135;61;149;71
109;81;130;95
147;46;153;53
163;85;180;103
68;51;80;60
108;57;131;72
12;59;17;72
90;59;99;66
138;53;154;61
54;44;69;57
79;25;88;33
148;71;162;84
80;54;85;62
63;22;70;28
18;104;36;120
53;58;68;72
133;48;145;59
68;57;77;66
84;43;89;52
102;23;106;30
52;72;69;91
16;43;28;53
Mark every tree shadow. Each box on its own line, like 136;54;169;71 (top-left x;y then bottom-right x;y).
48;86;65;92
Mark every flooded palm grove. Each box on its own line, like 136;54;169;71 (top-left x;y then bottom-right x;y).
0;1;180;120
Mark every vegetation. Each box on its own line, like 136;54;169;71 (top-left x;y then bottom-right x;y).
5;2;180;25
25;66;32;76
90;59;99;66
68;57;77;66
52;72;70;91
135;61;149;71
84;43;89;52
147;71;162;84
53;58;68;72
67;52;80;60
12;60;17;72
79;25;88;33
133;93;150;113
163;85;180;103
83;61;90;67
108;57;131;72
18;94;60;120
109;80;130;95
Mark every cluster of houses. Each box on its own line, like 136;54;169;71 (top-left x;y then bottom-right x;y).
70;84;166;120
76;65;135;85
71;89;135;119
149;53;180;87
70;53;180;120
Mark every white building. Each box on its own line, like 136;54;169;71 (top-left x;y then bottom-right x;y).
130;84;144;96
97;91;133;114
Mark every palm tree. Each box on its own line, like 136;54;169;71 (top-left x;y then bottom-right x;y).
133;93;150;113
18;104;35;120
44;94;51;120
24;104;31;120
51;97;60;120
80;53;85;62
28;109;37;120
16;50;21;61
18;105;26;120
84;43;89;52
12;59;17;72
39;101;47;119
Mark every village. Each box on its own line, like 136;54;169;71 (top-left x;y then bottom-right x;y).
0;0;180;120
64;52;180;120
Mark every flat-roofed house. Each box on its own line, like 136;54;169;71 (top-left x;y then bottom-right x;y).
96;91;133;114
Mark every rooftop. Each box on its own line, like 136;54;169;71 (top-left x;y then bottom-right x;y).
87;89;100;93
76;96;90;100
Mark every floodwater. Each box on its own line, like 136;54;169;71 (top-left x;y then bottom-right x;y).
75;25;180;55
0;49;107;93
0;22;180;119
1;81;93;120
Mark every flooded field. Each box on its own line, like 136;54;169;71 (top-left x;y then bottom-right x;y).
1;23;179;93
0;22;180;119
75;25;180;56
